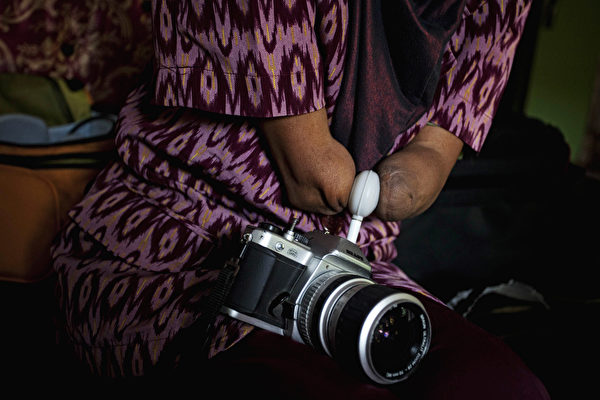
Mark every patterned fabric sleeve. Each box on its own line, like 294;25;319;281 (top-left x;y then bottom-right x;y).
388;0;532;153
153;0;347;118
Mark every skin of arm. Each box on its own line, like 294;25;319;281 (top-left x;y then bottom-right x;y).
374;124;463;221
259;106;462;221
257;107;356;215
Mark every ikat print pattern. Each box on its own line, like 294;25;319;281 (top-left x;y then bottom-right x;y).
154;0;348;118
390;0;532;153
52;0;531;377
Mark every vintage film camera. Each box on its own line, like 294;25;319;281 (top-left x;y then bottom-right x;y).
221;171;431;384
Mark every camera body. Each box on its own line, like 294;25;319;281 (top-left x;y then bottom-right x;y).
223;221;372;342
222;220;431;384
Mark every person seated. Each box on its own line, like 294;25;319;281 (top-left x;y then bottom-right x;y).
52;1;549;398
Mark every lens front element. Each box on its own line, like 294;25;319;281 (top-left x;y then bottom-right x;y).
334;285;431;384
362;297;430;383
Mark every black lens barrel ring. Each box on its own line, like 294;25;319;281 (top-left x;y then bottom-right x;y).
298;274;431;385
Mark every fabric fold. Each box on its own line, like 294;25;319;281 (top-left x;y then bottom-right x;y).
330;0;466;171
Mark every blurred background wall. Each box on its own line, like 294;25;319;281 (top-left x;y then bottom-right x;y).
524;0;600;166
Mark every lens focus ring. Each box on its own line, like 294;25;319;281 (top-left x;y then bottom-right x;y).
297;272;336;348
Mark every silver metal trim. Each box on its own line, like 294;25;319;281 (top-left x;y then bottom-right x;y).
249;228;313;266
221;306;285;336
296;272;337;347
358;293;429;384
318;277;373;357
324;250;371;273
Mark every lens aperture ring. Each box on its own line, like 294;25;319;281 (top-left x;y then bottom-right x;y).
298;274;367;355
297;272;337;348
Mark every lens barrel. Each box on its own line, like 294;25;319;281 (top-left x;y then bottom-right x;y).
335;284;431;383
299;276;431;384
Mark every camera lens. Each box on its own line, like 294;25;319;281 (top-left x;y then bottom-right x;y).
335;285;430;384
368;301;429;381
298;273;363;352
299;278;431;385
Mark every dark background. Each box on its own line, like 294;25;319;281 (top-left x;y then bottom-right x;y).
2;1;599;398
394;1;600;398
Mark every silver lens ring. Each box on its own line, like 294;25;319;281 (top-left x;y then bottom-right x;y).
320;278;373;357
358;292;431;384
297;272;338;347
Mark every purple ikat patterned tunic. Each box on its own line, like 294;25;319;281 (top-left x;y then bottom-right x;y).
52;0;531;377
